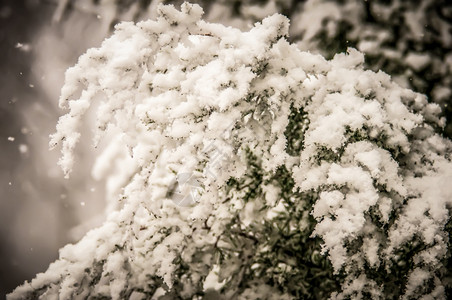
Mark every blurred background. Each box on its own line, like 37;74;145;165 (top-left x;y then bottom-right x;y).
0;0;107;297
1;0;451;297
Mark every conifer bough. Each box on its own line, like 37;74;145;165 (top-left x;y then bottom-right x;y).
9;3;452;299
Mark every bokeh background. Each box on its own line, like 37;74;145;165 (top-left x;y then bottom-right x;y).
0;1;107;297
1;0;451;298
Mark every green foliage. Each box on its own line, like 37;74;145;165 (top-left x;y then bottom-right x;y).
222;152;343;299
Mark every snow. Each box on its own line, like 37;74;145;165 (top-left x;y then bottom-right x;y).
405;52;430;71
203;264;226;291
18;144;28;153
9;2;452;299
15;42;31;52
404;268;430;298
363;236;380;267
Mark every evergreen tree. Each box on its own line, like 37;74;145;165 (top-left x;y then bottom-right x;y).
9;3;452;299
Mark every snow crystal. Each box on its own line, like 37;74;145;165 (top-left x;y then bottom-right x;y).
18;144;28;154
15;42;31;52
